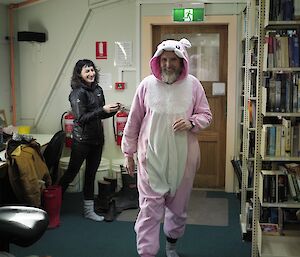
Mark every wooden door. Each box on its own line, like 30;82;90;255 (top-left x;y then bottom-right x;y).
153;25;228;189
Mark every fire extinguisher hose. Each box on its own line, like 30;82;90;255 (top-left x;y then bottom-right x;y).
61;111;68;131
112;115;117;142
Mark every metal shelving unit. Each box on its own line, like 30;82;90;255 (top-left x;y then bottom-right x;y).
251;1;300;257
240;0;258;241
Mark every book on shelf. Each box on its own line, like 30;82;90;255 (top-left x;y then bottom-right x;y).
250;40;258;66
260;223;280;235
262;174;277;202
248;99;256;128
250;68;257;97
278;35;289;68
293;79;298;111
246;201;253;230
231;159;242;186
288;30;300;67
249;131;255;158
278;174;289;202
282;0;295;21
296;0;300;20
267;32;275;68
285;74;293;113
247;160;254;188
282;117;292;155
297;73;300;112
279;164;300;201
292;124;300;156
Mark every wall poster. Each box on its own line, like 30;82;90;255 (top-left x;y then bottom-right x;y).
114;41;132;66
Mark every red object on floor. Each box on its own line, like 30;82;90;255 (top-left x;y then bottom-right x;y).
43;185;62;229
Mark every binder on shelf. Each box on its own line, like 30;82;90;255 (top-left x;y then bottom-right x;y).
282;118;292;155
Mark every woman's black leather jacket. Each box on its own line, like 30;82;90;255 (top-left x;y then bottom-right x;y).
69;82;116;145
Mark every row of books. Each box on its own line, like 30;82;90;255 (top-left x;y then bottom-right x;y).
261;171;289;203
265;30;299;69
260;207;300;232
261;118;300;158
263;71;300;113
267;0;296;21
261;164;300;203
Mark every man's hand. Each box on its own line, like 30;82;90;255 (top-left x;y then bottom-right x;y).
124;156;135;177
172;118;193;132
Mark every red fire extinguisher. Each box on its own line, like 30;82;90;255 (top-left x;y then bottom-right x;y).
114;108;128;146
61;111;75;147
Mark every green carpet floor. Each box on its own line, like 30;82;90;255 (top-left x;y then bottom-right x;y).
117;190;229;226
11;191;251;257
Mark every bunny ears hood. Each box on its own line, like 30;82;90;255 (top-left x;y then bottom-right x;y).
150;38;191;82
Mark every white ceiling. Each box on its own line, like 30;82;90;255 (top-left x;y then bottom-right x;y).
0;0;24;5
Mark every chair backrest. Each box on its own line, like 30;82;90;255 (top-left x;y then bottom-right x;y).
43;130;66;183
0;206;49;252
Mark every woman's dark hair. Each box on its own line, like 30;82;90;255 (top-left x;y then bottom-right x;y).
71;59;99;87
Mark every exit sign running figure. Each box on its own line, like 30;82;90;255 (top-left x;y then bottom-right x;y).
173;8;204;22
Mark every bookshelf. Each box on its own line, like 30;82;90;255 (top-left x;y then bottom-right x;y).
251;1;300;257
239;0;258;241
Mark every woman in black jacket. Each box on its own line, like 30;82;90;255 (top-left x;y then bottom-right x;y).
59;59;120;221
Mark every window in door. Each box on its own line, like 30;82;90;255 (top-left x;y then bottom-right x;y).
162;33;220;81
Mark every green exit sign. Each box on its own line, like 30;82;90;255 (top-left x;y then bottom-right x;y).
173;8;204;22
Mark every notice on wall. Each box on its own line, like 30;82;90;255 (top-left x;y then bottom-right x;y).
114;41;132;66
99;73;112;90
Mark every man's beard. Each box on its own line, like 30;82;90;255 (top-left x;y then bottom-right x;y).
161;69;181;84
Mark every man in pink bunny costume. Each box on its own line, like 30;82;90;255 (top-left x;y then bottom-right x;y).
122;38;212;257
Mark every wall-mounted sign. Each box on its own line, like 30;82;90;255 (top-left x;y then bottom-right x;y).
96;41;107;59
173;8;204;22
114;41;132;66
99;73;112;90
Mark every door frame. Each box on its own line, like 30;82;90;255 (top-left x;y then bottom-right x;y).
141;15;238;192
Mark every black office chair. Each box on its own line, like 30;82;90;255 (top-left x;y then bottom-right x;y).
0;206;49;252
43;130;66;184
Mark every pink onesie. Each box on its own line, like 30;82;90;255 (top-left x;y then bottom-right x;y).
122;38;212;257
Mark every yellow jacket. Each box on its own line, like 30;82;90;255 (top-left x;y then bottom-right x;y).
8;141;52;207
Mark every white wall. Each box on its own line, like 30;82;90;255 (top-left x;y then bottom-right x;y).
0;4;11;124
16;0;89;129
